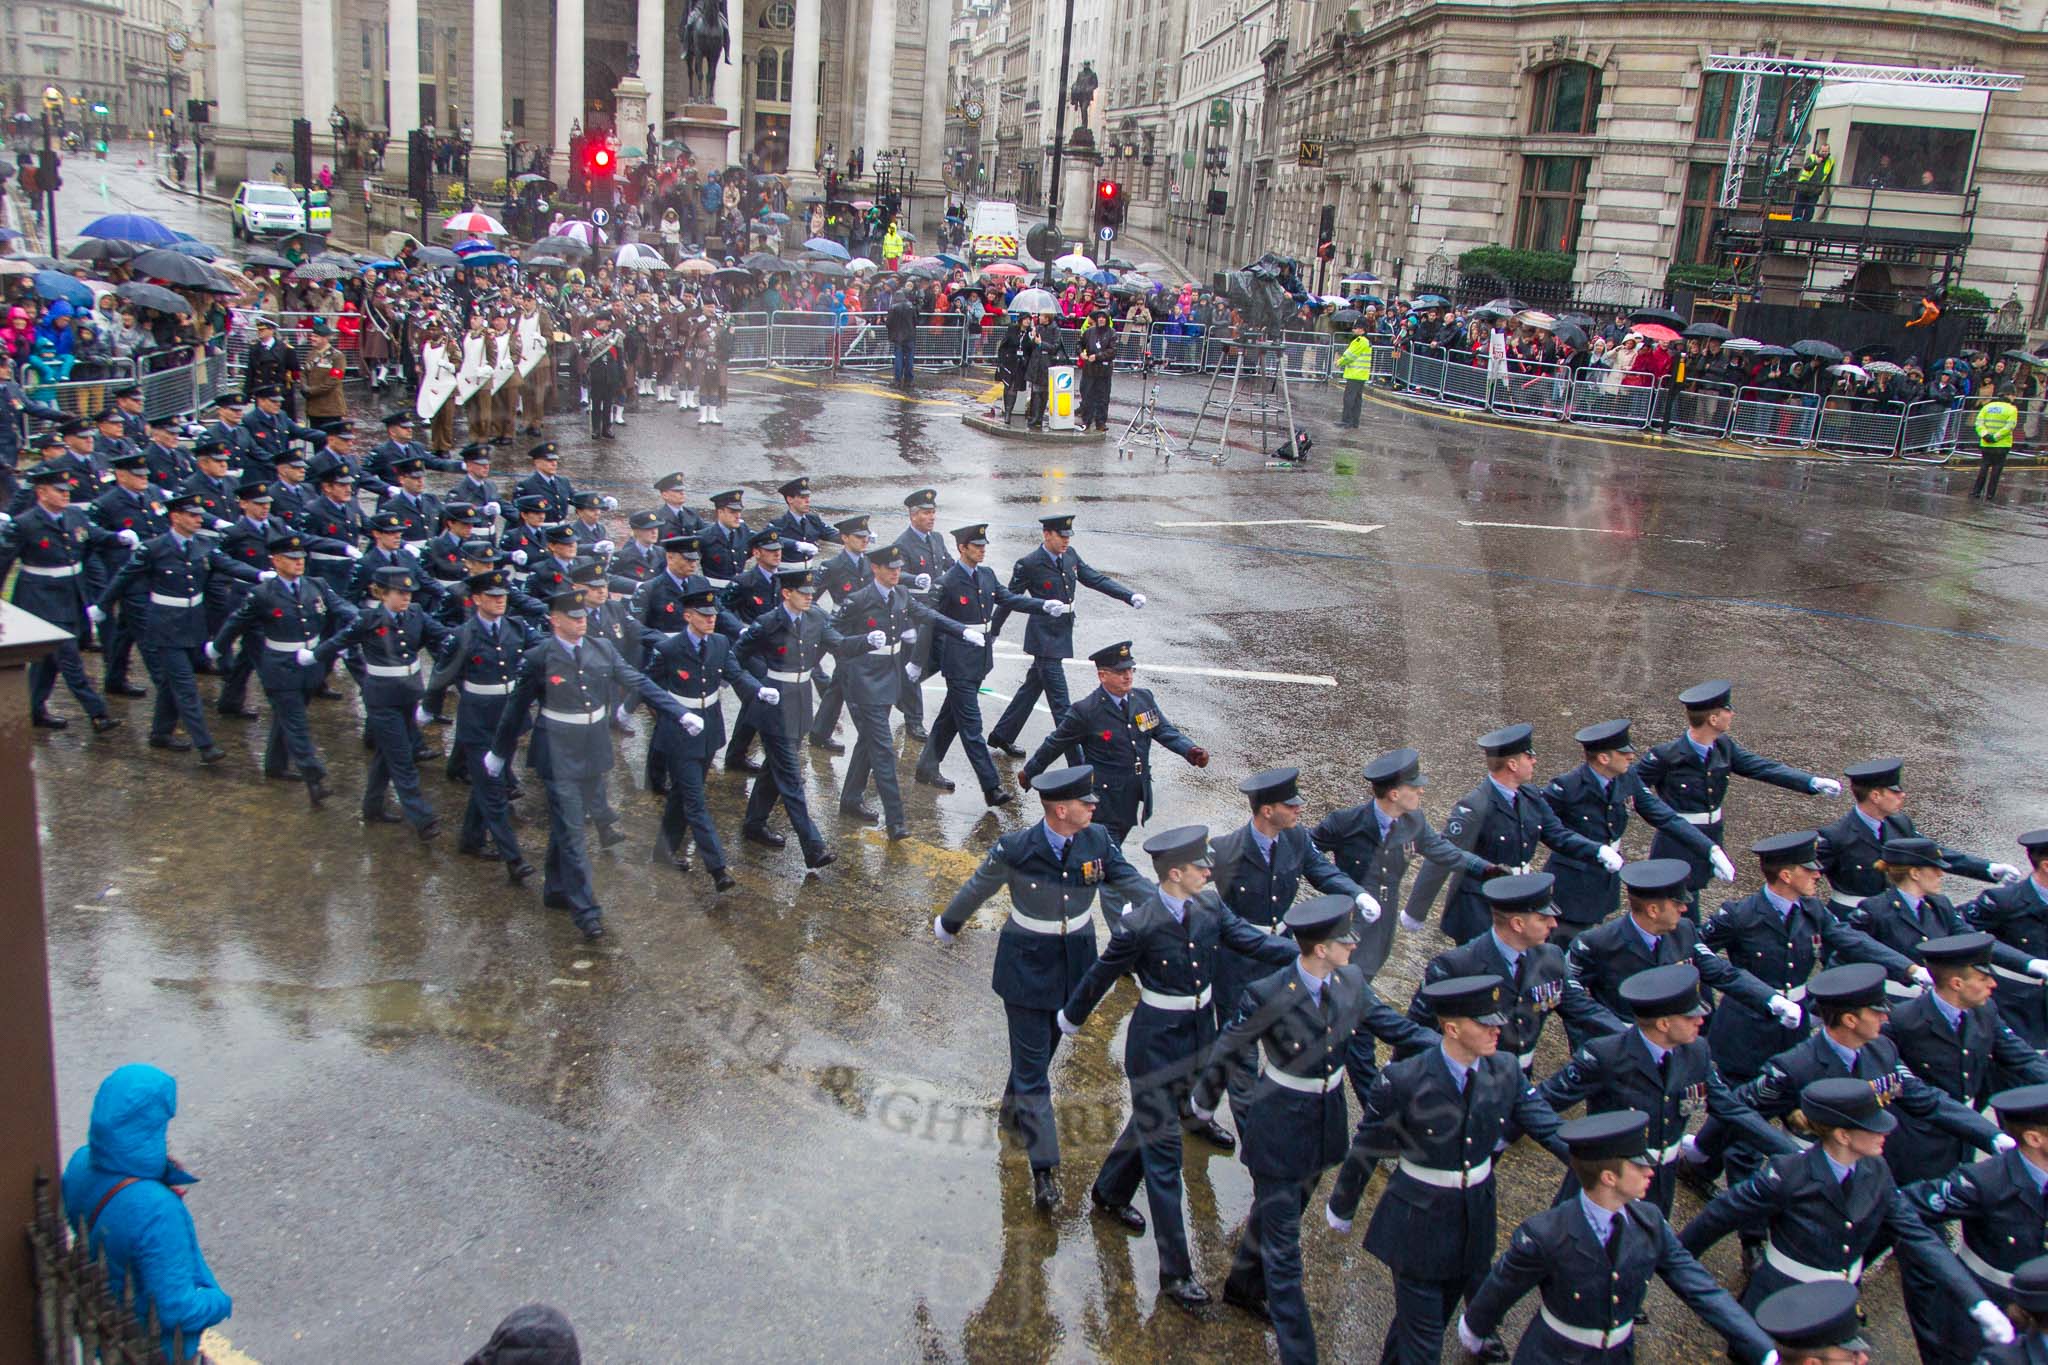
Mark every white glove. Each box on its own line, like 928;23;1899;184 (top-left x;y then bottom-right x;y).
483;501;500;520
343;542;363;558
1911;965;1935;990
1768;994;1803;1028
1042;600;1067;617
382;485;401;500
599;495;618;512
914;572;931;592
211;517;233;531
1992;862;2025;883
483;752;506;778
86;604;106;627
1762;1353;1780;1365
0;512;12;530
1326;1205;1353;1234
1996;1132;2019;1154
1129;593;1146;610
117;528;140;547
680;711;704;736
899;627;919;643
904;664;921;682
1354;891;1382;924
793;540;816;557
757;686;780;706
259;569;277;581
1810;776;1842;797
1456;1317;1486;1356
293;646;316;666
1971;1300;2016;1346
932;914;956;944
1710;845;1737;883
1188;1099;1214;1123
963;628;985;647
1055;1010;1078;1036
510;550;527;566
1680;1134;1705;1164
1398;912;1427;935
414;704;431;726
865;629;887;649
593;539;615;556
1596;844;1624;872
201;640;219;664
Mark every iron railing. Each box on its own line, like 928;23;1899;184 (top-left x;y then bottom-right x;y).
29;1170;193;1363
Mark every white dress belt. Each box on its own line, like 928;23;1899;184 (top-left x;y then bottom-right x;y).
1782;984;1808;1003
1884;978;1924;1000
1644;1139;1684;1165
263;637;315;651
1829;891;1866;910
1008;907;1095;935
1959;1239;2016;1289
1398;1155;1493;1188
1516;1049;1536;1071
365;660;423;677
766;668;808;683
1764;1241;1863;1284
1539;1308;1633;1350
1138;984;1212;1011
149;592;203;608
462;680;515;695
1677;807;1724;825
541;706;607;725
21;562;82;577
704;576;734;588
1260;1060;1345;1094
1992;964;2040;987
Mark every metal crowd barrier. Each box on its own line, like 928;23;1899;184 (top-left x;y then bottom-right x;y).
1279;329;1335;383
914;313;968;371
22;350;222;434
1663;380;1739;441
18;358;138;417
768;311;845;369
1494;362;1572;422
726;311;772;369
1730;387;1821;449
225;308;363;385
1563;375;1655;428
1898;401;1966;463
1814;395;1906;460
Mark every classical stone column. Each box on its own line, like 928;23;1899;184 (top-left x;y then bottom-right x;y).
712;0;741;162
472;0;504;180
635;0;665;148
553;0;584;174
789;0;820;174
862;0;895;157
302;0;336;156
214;0;246;129
389;0;420;159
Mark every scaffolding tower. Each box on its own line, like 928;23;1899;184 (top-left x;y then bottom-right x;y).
1183;338;1300;466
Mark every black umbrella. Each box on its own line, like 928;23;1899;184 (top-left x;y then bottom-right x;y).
129;248;220;286
521;244;573;266
711;267;754;283
743;252;786;272
1753;345;1798;360
116;281;187;313
1558;312;1598;329
805;259;850;278
1553;321;1588;349
1412;293;1450;308
412;246;462;268
2003;349;2048;370
1470;302;1515;320
184;270;243;295
68;238;141;264
1682;321;1732;341
900;260;947;280
1791;338;1844;363
1330;308;1362;329
1629;306;1687;330
240;249;294;270
1481;296;1528;313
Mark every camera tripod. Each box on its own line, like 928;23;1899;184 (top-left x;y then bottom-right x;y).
1183;334;1300;467
1116;349;1181;462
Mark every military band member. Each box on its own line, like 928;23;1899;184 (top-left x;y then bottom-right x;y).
1848;838;2048;995
485;588;694;941
1565;858;1800;1049
1185;896;1436;1361
1311;747;1496;977
314;565;451;836
1408;872;1625;1078
1968;830;2048;1047
1816;757;2023;918
1054;825;1297;1309
1404;724;1622;944
2;462;130;732
1326;973;1569;1365
914;523;1060;805
647;588;765;890
1678;1077;2008;1352
987;513;1144;757
891;487;953;739
1538;964;1798;1214
733;565;839;869
1018;640;1207;847
210;530;355;807
1630;680;1836;912
1457;1109;1776;1364
935;765;1151;1211
425;569;533;881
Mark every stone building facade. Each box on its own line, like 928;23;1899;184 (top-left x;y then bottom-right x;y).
3;0;129;131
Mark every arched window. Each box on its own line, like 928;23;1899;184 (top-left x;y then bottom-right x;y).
1529;62;1599;136
755;45;791;103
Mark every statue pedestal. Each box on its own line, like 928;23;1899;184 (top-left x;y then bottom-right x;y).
676;103;736;171
613;75;651;165
1058;143;1103;259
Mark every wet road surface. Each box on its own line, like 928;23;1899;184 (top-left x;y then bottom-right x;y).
33;156;2048;1362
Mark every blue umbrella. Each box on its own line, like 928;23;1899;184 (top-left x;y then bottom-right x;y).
936;251;968;268
453;237;497;254
755;211;791;224
33;270;96;307
459;251;513;268
163;239;220;261
803;236;850;260
362;258;404;271
1087;269;1117;285
79;213;180;245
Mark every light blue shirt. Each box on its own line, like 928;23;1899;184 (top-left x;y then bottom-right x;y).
1631;917;1664;956
1579;1192;1620;1244
1589;766;1612;795
1373;802;1395;841
1764;885;1801;921
1440;1045;1471;1092
1898;889;1923;924
782;606;806;626
1823;1150;1858;1184
1043;823;1070;862
1686;735;1713;764
169;531;190;552
1637;1030;1671;1068
1824;1033;1860;1070
1159;890;1188;925
1250;827;1277;864
1930;991;1966;1031
1295;962;1326;1005
1488;775;1519;807
1856;809;1886;842
2021;1154;2048;1196
1489;929;1523;977
2031;875;2048;909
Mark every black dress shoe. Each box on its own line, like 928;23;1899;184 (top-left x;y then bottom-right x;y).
1475;1336;1511;1363
840;801;879;820
1159;1277;1212;1311
803;847;836;870
914;769;956;792
580;918;606;942
1090;1187;1145;1233
507;860;536;884
90;715;122;734
362;808;403;825
904;723;929;741
993;741;1026;758
1031;1168;1061;1211
984;788;1016;808
1185;1116;1236;1151
809;736;846;754
306;779;328;810
543;891;571;909
314;685;345;700
31;713;69;730
1675;1163;1718;1201
217;704;260;720
596;823;626;849
148;734;191;751
197;746;227;765
107;682;148;698
1221;1283;1272;1323
725;756;765;774
711;867;737;892
742;825;787;849
887;826;911;842
458;842;503;860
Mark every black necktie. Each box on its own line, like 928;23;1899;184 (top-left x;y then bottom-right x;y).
1604;1218;1622;1264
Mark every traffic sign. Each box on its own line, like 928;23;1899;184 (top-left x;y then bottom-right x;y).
1209;98;1230;128
1098;226;1115;241
591;207;611;226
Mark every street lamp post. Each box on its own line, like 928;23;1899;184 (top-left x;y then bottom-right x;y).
329;107;347;171
40;86;60;255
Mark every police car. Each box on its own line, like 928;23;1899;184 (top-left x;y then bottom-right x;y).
230;182;308;239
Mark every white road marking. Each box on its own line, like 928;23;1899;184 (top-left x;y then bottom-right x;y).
1457;520;1715;545
1156;518;1384;534
990;649;1336;688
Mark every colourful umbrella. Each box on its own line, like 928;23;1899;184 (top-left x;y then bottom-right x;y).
443;210;506;234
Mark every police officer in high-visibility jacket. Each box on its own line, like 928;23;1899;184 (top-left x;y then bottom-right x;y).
1337;322;1372;429
1974;395;2019;500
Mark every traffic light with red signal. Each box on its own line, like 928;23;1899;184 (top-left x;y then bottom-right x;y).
1093;178;1125;232
583;140;616;204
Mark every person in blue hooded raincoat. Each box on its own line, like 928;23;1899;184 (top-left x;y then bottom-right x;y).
60;1064;231;1359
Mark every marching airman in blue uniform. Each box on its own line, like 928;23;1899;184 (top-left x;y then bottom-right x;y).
609;510;664;583
697;488;750;590
1817;757;2023;916
142;416;199;490
804;514;875;754
1405;724;1621;944
87;448;166;700
513;441;585;523
647;587;765;890
313;563;452;834
209;479;287;718
1539;719;1673;945
425;567;534;881
298;453;365;594
1968;830;2048;1046
444;442;501;518
733;564;841;869
987;513;1144;756
1848;837;2048;993
718;526;785;772
890;487;953;739
1055;825;1297;1308
935;765;1152;1211
365;410;462;493
648;471;706;541
0;461;129;732
765;475;839;553
239;385;320;479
